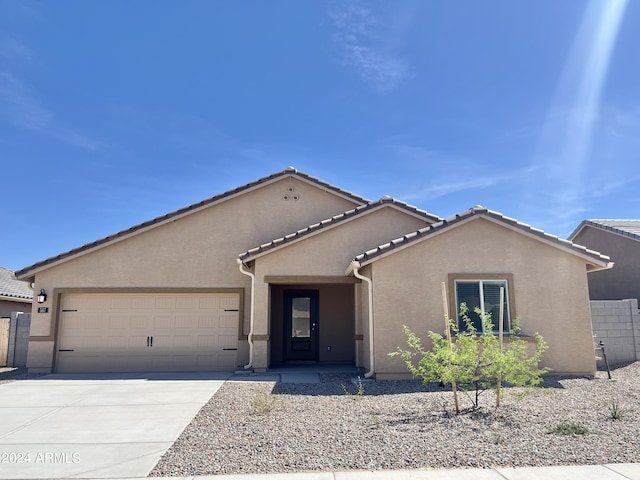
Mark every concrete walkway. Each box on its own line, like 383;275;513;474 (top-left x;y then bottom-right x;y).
13;463;638;479
180;464;639;479
0;372;229;479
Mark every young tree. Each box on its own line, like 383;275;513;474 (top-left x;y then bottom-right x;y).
389;304;548;411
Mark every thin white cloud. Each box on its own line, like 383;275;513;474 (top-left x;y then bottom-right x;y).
0;37;33;63
329;2;411;93
384;141;540;202
0;72;52;130
404;165;540;202
0;71;100;151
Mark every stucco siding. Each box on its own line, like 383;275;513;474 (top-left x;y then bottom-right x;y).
254;207;428;278
0;299;31;317
371;217;596;377
572;226;640;303
250;206;428;365
26;176;361;372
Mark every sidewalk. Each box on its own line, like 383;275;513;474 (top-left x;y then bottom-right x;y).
71;463;640;480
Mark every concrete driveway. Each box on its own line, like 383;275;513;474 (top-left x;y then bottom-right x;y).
0;372;230;479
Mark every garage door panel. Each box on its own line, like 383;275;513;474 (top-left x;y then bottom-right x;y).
194;353;236;370
131;296;156;309
197;315;217;328
110;296;133;309
175;296;199;309
60;335;103;351
108;315;130;329
56;292;240;373
152;334;177;348
217;334;237;349
197;335;217;348
175;315;198;328
154;315;174;329
219;314;238;329
107;335;147;350
155;296;175;309
216;354;237;370
130;315;154;330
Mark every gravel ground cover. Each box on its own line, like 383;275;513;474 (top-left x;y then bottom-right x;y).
151;363;640;476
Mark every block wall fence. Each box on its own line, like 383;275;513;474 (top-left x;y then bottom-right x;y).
6;312;31;367
591;299;640;368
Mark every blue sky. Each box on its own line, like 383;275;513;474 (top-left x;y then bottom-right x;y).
1;0;638;272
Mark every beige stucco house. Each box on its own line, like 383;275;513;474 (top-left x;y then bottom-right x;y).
1;267;33;317
569;220;640;303
16;168;612;376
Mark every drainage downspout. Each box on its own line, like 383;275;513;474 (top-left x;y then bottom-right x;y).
350;261;375;378
237;259;255;370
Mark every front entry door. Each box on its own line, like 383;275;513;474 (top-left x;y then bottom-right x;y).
284;290;319;361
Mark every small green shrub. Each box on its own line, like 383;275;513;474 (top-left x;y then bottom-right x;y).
390;303;548;412
608;398;624;420
370;412;381;429
251;392;279;415
548;422;590;436
341;376;366;400
489;431;505;445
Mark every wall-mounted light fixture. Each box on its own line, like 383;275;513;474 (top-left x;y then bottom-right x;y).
37;289;47;304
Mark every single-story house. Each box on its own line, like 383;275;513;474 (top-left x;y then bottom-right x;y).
0;267;33;316
16;168;612;377
569;220;640;303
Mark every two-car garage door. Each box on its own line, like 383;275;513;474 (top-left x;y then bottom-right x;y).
55;292;240;373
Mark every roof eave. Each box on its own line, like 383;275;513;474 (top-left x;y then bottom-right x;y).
587;261;615;273
0;294;33;302
239;198;439;263
353;210;612;269
567;221;587;241
16;168;370;279
570;220;640;243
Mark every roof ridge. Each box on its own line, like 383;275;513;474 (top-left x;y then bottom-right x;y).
569;219;640;242
375;196;442;222
354;206;611;266
16;168;370;279
239;197;440;261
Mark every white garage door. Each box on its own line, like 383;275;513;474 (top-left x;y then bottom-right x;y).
56;292;240;373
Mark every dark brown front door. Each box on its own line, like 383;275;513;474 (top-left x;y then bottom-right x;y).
284;290;319;361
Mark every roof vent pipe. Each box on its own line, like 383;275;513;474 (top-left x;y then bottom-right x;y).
237;259;255;370
350;261;375;378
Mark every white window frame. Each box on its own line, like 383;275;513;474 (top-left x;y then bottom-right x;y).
454;278;511;334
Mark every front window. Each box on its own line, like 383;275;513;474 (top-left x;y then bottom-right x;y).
455;279;510;333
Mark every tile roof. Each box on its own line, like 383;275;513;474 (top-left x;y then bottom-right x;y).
351;206;611;269
16;168;369;280
0;267;33;301
569;219;640;242
239;197;441;262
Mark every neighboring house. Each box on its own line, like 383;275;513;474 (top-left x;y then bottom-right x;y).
0;267;33;316
16;168;611;377
569;220;640;303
